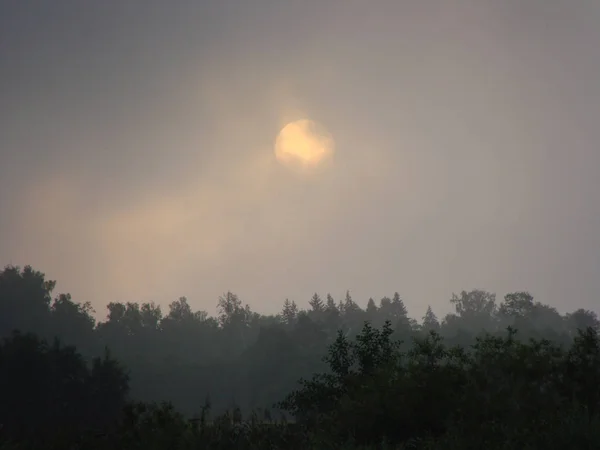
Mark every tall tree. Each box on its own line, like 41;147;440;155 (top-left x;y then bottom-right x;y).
323;293;342;333
325;294;337;313
366;298;377;314
567;308;600;333
50;293;96;353
450;290;497;319
281;299;299;326
499;292;535;319
392;292;409;325
343;291;360;314
0;332;129;447
448;290;497;332
308;293;324;313
0;265;54;339
422;305;440;332
218;292;252;354
140;302;162;329
378;296;393;322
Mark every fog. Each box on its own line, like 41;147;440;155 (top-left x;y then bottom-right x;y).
2;0;600;317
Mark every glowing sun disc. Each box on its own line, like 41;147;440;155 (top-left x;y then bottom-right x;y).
274;119;334;172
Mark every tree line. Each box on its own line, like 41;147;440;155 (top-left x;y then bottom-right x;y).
1;264;599;449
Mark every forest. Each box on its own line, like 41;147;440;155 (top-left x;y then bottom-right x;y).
1;264;600;449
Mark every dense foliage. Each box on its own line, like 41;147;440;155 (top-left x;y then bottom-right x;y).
1;264;599;449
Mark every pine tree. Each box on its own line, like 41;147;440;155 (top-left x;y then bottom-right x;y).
281;299;298;325
343;290;359;313
392;292;408;320
326;294;338;313
378;296;393;325
366;298;377;314
308;293;324;312
391;292;410;330
366;298;378;316
422;305;440;331
324;294;341;331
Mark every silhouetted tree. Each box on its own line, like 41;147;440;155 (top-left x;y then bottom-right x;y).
0;265;54;339
2;263;600;450
308;293;324;313
422;305;440;332
281;299;299;326
0;331;128;448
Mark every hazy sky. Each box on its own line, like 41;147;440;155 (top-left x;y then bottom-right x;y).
2;1;599;320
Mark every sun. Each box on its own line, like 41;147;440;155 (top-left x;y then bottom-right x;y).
274;119;334;173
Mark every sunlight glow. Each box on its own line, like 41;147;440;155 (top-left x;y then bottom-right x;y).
274;119;334;173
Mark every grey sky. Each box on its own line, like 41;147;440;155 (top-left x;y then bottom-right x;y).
1;1;599;319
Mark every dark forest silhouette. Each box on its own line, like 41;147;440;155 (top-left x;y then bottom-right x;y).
1;264;600;449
